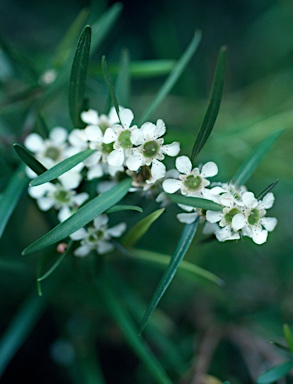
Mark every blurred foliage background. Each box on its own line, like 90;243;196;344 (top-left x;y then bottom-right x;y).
1;0;293;383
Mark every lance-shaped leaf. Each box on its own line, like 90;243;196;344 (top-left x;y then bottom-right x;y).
232;129;283;186
167;194;222;211
139;30;202;124
29;149;96;186
139;218;199;333
122;208;165;248
101;56;121;124
0;164;28;239
13;144;47;175
191;46;227;163
97;275;173;384
69;25;92;127
22;178;132;255
257;361;293;384
106;205;143;213
257;179;279;200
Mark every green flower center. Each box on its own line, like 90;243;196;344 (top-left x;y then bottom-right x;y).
118;130;132;149
44;146;60;161
54;189;72;204
142;140;160;158
224;208;241;224
102;142;114;154
183;175;202;191
248;208;260;225
88;229;104;243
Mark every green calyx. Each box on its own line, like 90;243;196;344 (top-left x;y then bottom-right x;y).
248;208;260;225
183;175;202;191
224;207;241;224
44;146;61;161
118;130;132;149
102;142;114;154
54;189;72;204
142;140;160;159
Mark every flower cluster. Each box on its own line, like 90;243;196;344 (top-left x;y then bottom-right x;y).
25;106;277;254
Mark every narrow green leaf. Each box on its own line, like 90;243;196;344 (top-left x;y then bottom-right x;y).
13;143;47;175
0;164;28;238
284;324;293;353
167;193;222;211
0;291;47;377
106;205;143;213
37;241;73;282
257;360;293;384
101;56;121;123
78;347;106;384
97;275;173;384
69;25;92;127
29;149;96;186
22;178;131;255
139;30;202;124
122;208;165;248
191;46;227;163
257;179;279;200
139;218;199;333
232;129;283;186
115;49;130;106
131;248;224;285
53;8;89;68
90;3;123;53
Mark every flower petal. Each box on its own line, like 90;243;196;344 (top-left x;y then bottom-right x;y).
68;129;88;149
162;179;182;193
151;160;166;179
119;108;133;129
156;119;166;138
74;244;91;257
242;191;257;207
206;210;222;223
103;127;117;144
176;156;192;175
177;212;198;224
232;213;246;231
107;222;127;237
162;142;180;157
87;164;104;180
37;197;55;211
97;241;114;254
59;171;81;190
107;149;124;167
81;109;99;125
261;192;275;209
261;217;277;231
94;214;108;228
251;228;268;244
70;227;88;240
84;125;103;142
130;128;144;145
24;133;45;152
126;154;143;171
50;127;68;144
201;162;218;177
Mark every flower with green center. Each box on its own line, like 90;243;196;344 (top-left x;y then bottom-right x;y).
24;127;73;173
103;108;138;167
241;191;277;244
126;119;180;180
28;180;89;222
70;215;127;257
163;155;218;196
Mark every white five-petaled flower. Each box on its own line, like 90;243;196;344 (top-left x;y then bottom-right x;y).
241;192;277;244
28;179;89;222
70;214;127;257
126;119;180;180
24;127;73;172
162;155;218;196
103;108;137;168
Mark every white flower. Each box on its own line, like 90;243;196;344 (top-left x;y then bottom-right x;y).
126;119;180;181
163;155;218;196
28;179;89;222
70;215;127;257
81;106;120;131
24;127;72;171
241;192;277;244
103;108;137;167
